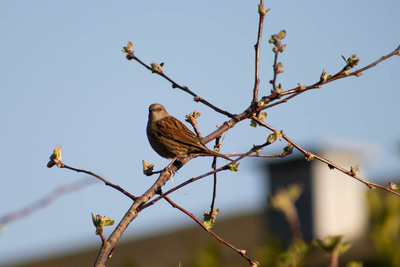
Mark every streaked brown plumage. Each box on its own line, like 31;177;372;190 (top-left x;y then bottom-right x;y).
146;103;232;161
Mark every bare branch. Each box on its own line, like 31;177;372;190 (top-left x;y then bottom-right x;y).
62;164;136;200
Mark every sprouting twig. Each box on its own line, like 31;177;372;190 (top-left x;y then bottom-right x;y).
251;116;400;197
260;45;400;111
162;194;259;266
126;54;235;118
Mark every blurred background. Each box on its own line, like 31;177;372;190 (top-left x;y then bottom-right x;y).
1;0;399;266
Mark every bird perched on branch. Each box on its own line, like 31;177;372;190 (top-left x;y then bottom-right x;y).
146;103;232;164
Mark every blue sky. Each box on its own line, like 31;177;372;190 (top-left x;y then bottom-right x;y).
1;0;399;265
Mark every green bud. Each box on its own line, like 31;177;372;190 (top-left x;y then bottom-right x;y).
276;62;283;74
122;41;134;55
151;62;163;73
47;145;63;168
267;130;282;144
279;44;286;53
347;55;359;68
305;153;314;161
320;70;328;83
258;5;270;17
283;143;293;155
389;182;399;190
142;160;155;176
92;213;115;235
203;208;220;229
276;84;282;94
268;37;275;44
185;110;201;123
350;165;359;176
298;84;307;90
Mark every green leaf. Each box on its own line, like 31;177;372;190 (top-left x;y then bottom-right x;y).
269;184;303;212
267;130;282;144
278;30;286;39
313;235;352;256
228;162;239;172
92;213;115;235
283;143;293;155
47;145;63;168
203;209;220;229
347;54;359;68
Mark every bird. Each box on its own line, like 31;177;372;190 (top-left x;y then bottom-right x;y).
146;103;232;164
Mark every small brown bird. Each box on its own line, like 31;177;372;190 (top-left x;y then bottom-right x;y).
146;103;232;163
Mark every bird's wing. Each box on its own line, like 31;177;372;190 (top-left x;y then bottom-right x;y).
155;116;206;150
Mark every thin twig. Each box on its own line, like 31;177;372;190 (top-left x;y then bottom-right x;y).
127;54;235;118
210;138;220;214
228;152;290;158
62;164;136;200
162;194;259;266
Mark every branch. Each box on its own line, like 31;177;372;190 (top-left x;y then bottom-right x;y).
62;164;136;200
94;159;191;266
251;116;400;197
259;45;400;111
162;194;259;266
140;141;273;211
125;52;235;118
